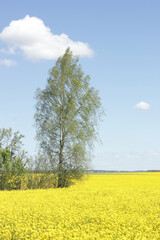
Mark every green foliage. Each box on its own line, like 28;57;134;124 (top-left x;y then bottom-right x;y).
57;163;85;188
24;173;57;189
35;48;103;187
0;128;27;190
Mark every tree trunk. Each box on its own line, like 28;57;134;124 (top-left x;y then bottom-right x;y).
57;161;63;188
57;140;64;188
58;92;65;188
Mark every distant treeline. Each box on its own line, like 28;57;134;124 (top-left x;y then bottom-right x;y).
147;170;160;172
87;170;160;173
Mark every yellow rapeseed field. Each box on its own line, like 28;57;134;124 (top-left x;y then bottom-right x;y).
0;173;160;239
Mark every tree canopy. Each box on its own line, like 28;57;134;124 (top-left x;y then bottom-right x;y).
34;48;103;187
0;128;27;190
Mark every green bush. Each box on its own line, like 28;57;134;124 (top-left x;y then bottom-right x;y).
0;147;26;190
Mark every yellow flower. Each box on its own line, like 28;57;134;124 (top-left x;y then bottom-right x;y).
0;173;160;239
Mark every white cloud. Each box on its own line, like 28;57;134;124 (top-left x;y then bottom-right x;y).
0;15;94;61
0;59;17;66
134;101;150;110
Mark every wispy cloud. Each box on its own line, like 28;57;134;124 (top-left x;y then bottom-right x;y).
0;15;94;61
93;151;160;171
134;101;150;110
0;47;15;54
0;59;17;66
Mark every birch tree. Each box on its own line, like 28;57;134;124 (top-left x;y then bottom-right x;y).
34;48;103;187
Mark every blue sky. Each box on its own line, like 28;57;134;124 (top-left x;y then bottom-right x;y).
0;0;160;170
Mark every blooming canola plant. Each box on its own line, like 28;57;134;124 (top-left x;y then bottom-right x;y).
0;173;160;239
